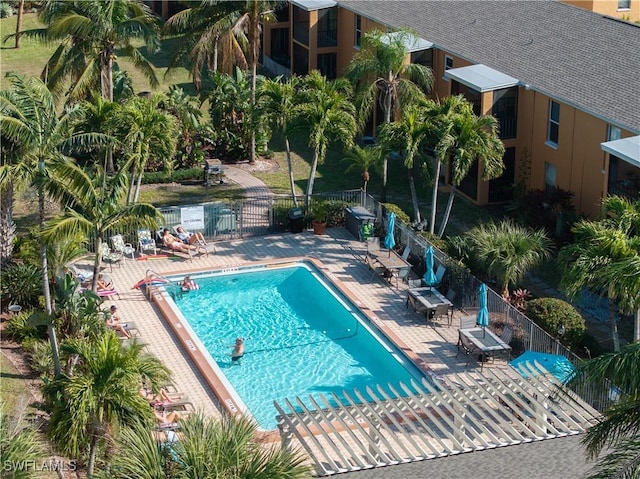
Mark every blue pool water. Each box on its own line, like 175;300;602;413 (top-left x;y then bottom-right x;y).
170;263;425;430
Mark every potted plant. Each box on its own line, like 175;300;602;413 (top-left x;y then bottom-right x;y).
311;201;328;235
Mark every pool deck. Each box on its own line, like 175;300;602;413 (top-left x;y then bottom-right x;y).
88;227;517;418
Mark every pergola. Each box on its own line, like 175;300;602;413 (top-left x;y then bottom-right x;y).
275;365;599;476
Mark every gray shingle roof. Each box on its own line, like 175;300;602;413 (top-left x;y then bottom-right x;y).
339;0;640;133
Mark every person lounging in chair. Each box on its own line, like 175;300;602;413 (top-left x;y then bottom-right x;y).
175;226;207;247
163;229;197;254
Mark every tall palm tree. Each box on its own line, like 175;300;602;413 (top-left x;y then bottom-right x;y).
258;75;301;204
377;102;433;223
78;93;121;173
112;93;178;203
44;333;172;478
567;342;640;479
344;28;433;202
291;71;356;208
16;0;161;102
163;0;246;90
42;163;162;291
107;411;311;478
435;99;505;237
425;95;467;235
342;144;382;194
0;73;107;375
465;219;553;298
559;196;640;350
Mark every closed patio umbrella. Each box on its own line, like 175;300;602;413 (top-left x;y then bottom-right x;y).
384;212;396;256
477;283;489;337
423;246;438;288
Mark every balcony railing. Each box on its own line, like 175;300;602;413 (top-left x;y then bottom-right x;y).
608;178;640;201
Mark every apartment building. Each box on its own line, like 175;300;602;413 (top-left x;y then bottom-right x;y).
260;1;640;218
562;0;640;23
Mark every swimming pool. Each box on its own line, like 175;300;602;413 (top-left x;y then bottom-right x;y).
156;259;427;431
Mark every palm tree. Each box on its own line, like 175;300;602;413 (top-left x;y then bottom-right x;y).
425;95;467;235
78;93;121;173
435;98;505;237
258;75;301;204
42;163;162;291
377;102;433;223
344;28;433;202
44;333;172;478
465;219;553;298
112;93;178;203
16;0;161;102
567;342;640;478
342;144;382;194
107;411;311;478
559;196;640;350
163;0;246;90
0;73;107;375
291;71;356;208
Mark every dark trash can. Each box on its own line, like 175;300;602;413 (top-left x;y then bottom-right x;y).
288;208;305;233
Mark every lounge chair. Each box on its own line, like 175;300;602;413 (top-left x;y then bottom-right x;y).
111;234;135;260
100;243;123;271
67;264;94;285
97;288;120;300
137;229;157;256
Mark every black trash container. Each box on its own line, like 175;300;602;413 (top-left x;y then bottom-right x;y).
288;207;305;233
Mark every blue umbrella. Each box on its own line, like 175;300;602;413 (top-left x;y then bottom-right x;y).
423;246;438;287
477;283;489;337
384;212;396;255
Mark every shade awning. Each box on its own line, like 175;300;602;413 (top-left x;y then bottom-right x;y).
380;31;433;52
290;0;336;11
444;64;520;92
601;135;640;169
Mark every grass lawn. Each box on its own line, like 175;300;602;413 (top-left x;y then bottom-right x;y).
0;352;32;414
1;13;192;93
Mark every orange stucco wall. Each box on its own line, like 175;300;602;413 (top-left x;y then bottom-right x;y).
562;0;640;22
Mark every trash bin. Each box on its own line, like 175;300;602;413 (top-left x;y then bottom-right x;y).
288;207;305;233
345;206;376;241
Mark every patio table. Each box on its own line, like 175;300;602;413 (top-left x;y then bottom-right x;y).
372;250;411;279
406;287;452;319
457;327;512;372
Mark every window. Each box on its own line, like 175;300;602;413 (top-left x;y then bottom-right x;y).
492;87;518;139
317;7;337;48
608;125;621;141
411;49;433;69
317;53;337;79
444;55;453;79
618;0;630;9
270;28;290;68
545;162;557;192
292;6;309;46
547;100;560;147
355;14;362;47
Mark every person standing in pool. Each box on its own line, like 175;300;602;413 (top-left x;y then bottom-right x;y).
231;337;244;363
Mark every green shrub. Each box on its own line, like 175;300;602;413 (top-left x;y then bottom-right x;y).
0;2;15;18
22;338;54;377
4;311;46;343
525;297;586;350
381;203;410;225
0;263;42;309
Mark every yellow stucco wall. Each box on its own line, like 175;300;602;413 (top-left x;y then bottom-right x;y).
562;0;640;22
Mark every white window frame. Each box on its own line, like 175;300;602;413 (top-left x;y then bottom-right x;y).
354;14;362;48
618;0;630;10
443;55;453;80
547;100;560;148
